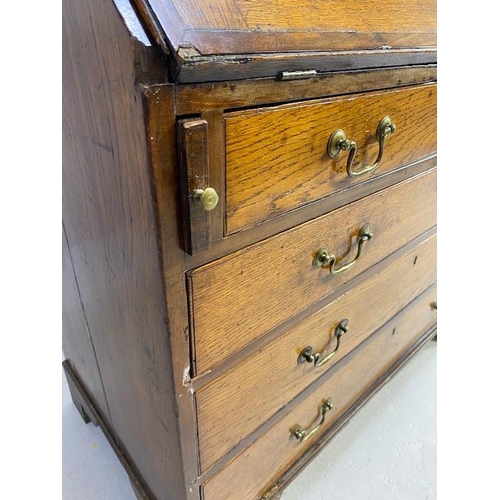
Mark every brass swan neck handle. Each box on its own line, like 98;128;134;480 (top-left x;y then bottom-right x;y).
327;116;396;177
290;398;334;442
313;224;373;275
297;319;349;367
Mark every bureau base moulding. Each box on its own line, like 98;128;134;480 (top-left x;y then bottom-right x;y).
64;324;437;500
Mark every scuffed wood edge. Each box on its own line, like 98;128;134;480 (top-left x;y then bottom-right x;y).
175;65;437;116
176;48;437;83
142;85;202;498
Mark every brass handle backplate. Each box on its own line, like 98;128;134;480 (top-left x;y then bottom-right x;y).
290;398;334;442
193;187;219;211
297;319;349;367
313;224;373;275
327;116;396;177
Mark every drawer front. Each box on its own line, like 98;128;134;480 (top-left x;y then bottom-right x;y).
196;233;436;471
201;284;437;500
225;84;436;234
196;232;436;470
188;168;436;375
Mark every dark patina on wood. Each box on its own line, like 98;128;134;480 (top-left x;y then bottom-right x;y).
63;0;437;498
62;0;187;498
133;0;436;82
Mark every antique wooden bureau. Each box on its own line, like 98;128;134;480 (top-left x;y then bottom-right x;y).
62;0;437;499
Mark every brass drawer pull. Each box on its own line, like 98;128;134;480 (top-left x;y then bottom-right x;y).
313;224;373;275
297;319;349;367
290;398;334;442
327;116;396;177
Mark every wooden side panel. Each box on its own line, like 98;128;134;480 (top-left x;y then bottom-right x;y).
196;234;436;471
62;225;110;422
188;169;436;375
225;84;437;234
202;285;437;500
62;0;185;498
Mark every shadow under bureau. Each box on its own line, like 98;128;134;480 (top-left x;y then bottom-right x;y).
62;1;437;499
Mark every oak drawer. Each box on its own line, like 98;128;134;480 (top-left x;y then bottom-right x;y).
188;168;436;375
225;84;436;234
201;284;437;500
196;233;436;471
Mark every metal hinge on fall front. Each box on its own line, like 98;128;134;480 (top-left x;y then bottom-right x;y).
260;483;281;500
277;69;318;81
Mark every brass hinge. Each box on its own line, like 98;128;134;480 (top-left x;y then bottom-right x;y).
277;69;318;81
260;484;280;500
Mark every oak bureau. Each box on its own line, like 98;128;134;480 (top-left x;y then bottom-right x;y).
62;0;437;499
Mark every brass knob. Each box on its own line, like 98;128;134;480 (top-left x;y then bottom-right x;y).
194;187;219;211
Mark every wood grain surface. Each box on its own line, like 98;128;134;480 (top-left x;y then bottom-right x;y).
201;284;437;500
186;156;436;269
196;234;436;471
188;168;436;375
175;49;437;84
177;119;211;254
62;225;110;423
63;0;438;498
178;112;227;255
143;86;202;499
167;0;435;32
62;0;185;498
225;84;436;234
175;65;437;115
143;0;436;54
138;0;436;81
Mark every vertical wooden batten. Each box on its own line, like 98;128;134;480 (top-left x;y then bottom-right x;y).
142;84;202;499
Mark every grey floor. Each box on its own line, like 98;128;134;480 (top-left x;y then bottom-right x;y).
62;342;436;500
